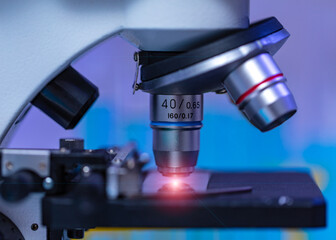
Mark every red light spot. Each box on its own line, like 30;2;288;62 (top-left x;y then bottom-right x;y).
171;179;180;189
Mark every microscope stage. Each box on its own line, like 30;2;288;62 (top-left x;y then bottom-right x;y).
43;170;325;229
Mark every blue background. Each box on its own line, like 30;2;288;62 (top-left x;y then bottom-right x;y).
8;1;336;239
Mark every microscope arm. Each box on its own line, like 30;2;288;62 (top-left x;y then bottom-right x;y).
0;0;248;146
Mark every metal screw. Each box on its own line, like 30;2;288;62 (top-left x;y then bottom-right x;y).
139;153;150;164
82;166;91;177
127;159;136;169
134;52;139;62
60;147;67;152
113;158;122;165
43;177;54;190
31;223;39;231
5;162;13;171
215;88;227;94
278;196;293;206
133;52;140;94
133;84;139;91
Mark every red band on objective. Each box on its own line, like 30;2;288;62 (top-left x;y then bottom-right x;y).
235;73;284;105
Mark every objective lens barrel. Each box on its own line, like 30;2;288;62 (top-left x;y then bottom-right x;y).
224;53;297;132
150;94;203;176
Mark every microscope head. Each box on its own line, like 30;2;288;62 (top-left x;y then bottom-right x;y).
139;17;297;177
24;17;295;178
4;1;294;178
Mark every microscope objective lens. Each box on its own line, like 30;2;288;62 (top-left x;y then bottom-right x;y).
224;53;297;132
150;94;203;176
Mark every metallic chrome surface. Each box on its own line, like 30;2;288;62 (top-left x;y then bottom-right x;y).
141;29;289;94
1;149;50;178
241;81;297;132
150;94;203;122
151;126;202;176
224;53;282;101
151;95;203;176
152;126;201;151
224;53;297;132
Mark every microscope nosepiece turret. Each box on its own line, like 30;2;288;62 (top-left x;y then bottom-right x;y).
140;18;297;177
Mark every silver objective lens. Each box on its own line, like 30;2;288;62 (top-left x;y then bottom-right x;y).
150;94;203;176
224;53;297;132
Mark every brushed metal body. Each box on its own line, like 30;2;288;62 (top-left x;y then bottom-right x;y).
150;94;203;176
225;53;297;131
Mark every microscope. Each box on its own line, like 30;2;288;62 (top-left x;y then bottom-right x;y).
0;0;326;239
